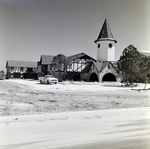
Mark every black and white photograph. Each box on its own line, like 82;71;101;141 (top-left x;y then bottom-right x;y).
0;0;150;148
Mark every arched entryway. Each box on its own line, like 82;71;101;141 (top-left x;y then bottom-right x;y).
89;73;99;82
102;73;116;82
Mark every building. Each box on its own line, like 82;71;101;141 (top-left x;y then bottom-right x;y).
80;61;119;82
6;19;119;82
37;19;119;82
6;60;37;79
95;19;117;61
37;55;54;77
37;53;96;81
66;53;96;80
80;19;119;82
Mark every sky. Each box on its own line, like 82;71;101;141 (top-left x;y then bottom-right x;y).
0;0;150;71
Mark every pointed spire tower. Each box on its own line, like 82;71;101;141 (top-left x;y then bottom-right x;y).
95;19;117;61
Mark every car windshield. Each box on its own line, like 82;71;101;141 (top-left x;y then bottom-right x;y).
45;75;54;78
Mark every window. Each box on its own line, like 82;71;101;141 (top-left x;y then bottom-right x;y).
27;68;33;72
98;44;100;48
21;67;23;71
20;67;24;74
108;43;113;48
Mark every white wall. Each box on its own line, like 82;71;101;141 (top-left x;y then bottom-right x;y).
97;40;115;61
108;44;115;61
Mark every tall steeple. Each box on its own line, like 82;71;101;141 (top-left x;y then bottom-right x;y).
95;19;117;61
95;19;117;43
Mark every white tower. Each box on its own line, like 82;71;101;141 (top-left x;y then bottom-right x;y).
94;19;117;61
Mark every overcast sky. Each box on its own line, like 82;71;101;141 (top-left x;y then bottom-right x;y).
0;0;150;71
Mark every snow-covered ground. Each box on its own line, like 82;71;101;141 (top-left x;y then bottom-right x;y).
0;79;150;116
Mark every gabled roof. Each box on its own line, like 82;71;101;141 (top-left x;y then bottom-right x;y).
39;53;96;65
80;62;93;74
94;61;119;73
6;60;37;68
67;53;96;61
95;61;109;72
110;61;119;72
94;19;117;43
40;55;54;65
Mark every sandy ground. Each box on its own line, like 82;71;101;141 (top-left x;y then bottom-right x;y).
0;79;150;148
0;79;150;116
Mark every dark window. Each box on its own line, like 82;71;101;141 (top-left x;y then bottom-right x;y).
98;44;100;48
27;68;33;72
108;43;113;48
42;65;48;72
21;67;23;71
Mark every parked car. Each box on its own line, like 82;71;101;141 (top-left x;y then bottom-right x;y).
39;75;58;84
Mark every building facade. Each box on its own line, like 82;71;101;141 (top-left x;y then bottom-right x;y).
6;60;37;79
36;19;119;82
80;19;119;82
37;55;54;77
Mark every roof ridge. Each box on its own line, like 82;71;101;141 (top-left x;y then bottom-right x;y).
95;19;117;43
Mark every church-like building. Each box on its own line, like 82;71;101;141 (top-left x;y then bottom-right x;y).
37;19;119;82
80;19;119;82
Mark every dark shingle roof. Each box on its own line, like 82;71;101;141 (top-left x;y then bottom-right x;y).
95;19;117;43
40;55;54;65
6;60;37;68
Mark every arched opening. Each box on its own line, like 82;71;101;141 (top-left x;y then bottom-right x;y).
89;73;99;82
102;73;116;82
